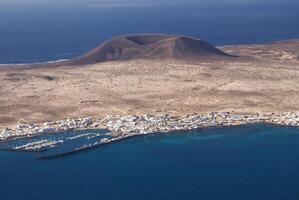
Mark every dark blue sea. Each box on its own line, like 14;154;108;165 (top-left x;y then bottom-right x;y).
1;124;299;200
0;0;299;64
1;1;299;199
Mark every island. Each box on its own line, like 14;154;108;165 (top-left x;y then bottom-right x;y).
0;34;299;154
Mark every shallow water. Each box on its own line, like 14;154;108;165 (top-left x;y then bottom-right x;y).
1;124;299;200
0;129;110;157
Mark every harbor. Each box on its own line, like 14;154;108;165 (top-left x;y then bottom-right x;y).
0;112;298;157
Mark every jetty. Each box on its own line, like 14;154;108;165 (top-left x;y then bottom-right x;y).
1;112;299;145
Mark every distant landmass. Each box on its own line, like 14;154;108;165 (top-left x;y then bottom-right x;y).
62;33;233;66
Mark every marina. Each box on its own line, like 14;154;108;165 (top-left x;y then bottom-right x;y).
0;112;299;157
0;129;109;157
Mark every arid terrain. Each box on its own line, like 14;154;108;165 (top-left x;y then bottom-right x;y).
0;35;299;128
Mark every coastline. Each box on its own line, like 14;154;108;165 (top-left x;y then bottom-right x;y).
0;59;70;66
2;122;297;159
1;112;298;155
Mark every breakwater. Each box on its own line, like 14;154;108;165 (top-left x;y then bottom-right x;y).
0;112;298;155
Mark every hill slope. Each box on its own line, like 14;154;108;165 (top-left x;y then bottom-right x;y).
65;33;233;65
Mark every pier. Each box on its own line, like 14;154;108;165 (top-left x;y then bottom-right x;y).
1;112;299;146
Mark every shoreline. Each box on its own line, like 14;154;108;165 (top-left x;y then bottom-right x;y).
1;112;298;145
1;122;298;159
0;59;70;66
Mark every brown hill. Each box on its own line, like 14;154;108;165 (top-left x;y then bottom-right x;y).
64;33;234;66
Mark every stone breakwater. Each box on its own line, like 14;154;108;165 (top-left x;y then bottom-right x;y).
1;112;299;142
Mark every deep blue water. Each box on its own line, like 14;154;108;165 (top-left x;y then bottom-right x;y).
1;124;299;200
0;0;299;63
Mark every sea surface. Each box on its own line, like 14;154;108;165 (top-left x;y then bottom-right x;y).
1;124;299;200
0;0;299;64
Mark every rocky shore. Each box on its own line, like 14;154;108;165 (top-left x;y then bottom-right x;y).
1;112;299;143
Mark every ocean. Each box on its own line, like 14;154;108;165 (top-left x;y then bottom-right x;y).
0;0;299;64
1;124;299;200
1;1;299;199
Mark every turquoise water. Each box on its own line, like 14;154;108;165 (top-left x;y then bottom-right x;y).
1;124;299;199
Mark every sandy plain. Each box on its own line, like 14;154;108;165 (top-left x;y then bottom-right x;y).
0;39;299;128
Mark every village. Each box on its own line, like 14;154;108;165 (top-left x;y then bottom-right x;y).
1;112;299;143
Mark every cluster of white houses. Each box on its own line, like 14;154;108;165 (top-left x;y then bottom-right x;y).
1;112;299;142
0;117;93;141
101;112;263;136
